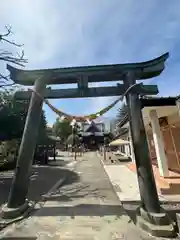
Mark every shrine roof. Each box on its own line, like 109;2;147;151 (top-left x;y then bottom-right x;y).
140;96;176;108
7;53;169;86
85;122;101;133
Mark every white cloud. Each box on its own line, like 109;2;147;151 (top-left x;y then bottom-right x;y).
1;0;180;124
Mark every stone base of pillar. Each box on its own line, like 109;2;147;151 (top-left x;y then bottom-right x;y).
0;200;32;219
136;207;176;238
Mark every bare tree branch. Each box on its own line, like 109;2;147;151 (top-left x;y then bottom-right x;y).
1;37;24;47
0;83;16;88
0;74;16;88
0;25;28;87
0;53;27;67
0;25;23;47
0;74;10;81
0;25;12;37
0;50;13;56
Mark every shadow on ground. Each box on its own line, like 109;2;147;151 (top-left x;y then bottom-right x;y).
35;203;127;219
48;159;72;167
0;165;79;207
0;238;37;240
121;200;180;227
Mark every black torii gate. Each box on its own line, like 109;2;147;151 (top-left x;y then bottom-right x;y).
1;52;175;237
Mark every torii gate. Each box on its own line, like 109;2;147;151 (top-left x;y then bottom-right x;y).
1;52;175;237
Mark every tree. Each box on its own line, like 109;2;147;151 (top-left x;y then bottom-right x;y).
0;88;47;164
0;25;27;88
0;88;47;141
115;96;153;136
114;103;129;136
116;103;128;123
37;110;47;142
46;125;53;136
66;134;80;146
52;118;72;142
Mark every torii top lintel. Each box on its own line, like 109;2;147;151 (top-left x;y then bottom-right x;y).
7;52;169;86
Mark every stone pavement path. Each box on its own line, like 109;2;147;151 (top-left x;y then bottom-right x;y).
0;152;155;239
0;151;75;209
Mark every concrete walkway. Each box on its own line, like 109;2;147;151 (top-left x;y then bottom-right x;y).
100;155;180;235
100;151;180;202
0;152;149;240
103;164;165;202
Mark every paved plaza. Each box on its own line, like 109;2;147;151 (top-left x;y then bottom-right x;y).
0;152;75;209
0;152;160;240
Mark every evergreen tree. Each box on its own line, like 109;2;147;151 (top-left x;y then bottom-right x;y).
115;103;129;136
116;103;128;123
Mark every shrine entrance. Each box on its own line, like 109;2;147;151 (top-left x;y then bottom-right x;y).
1;52;175;237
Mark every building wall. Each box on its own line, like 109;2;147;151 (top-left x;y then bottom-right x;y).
146;115;180;172
118;107;180;171
162;122;180;172
146;131;157;165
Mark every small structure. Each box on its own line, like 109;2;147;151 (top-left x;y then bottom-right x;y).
114;122;135;161
34;135;61;164
142;97;179;177
79;121;111;150
109;138;129;146
109;138;130;156
117;97;180;177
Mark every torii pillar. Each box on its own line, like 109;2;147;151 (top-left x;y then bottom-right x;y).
124;70;175;237
1;76;47;218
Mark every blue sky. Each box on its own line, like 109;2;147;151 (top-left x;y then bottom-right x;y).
1;0;180;126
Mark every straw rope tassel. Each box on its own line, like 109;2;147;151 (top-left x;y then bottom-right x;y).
28;88;121;122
